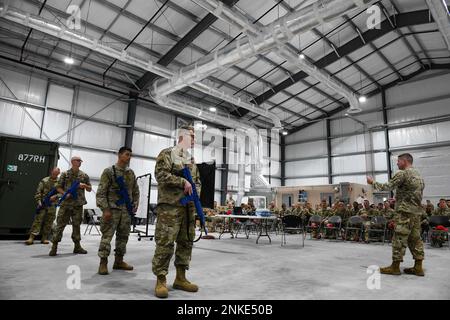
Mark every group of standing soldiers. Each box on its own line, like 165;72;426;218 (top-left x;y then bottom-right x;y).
26;126;201;299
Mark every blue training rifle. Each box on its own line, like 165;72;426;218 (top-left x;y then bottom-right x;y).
179;166;207;235
115;175;135;217
35;187;57;215
57;181;80;206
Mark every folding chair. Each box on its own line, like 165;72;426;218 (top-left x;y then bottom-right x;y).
323;216;342;241
368;216;387;244
344;216;363;242
281;215;305;247
84;209;101;235
305;215;322;240
429;216;450;248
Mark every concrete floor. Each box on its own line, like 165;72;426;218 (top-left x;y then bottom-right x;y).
1;225;449;300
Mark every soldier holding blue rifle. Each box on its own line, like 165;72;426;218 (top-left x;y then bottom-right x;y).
96;146;140;275
25;167;60;245
152;125;202;299
49;156;91;256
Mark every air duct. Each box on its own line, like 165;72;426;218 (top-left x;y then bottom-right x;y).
192;0;364;114
426;0;450;51
0;4;281;128
153;0;375;97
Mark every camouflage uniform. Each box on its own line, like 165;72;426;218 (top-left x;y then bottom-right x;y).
52;169;91;244
29;176;58;238
152;145;201;277
381;208;396;220
96;165;139;259
360;207;380;242
373;168;425;262
312;208;332;238
433;207;450;216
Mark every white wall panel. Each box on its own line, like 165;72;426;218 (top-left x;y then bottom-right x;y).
84;183;98;209
372;131;386;150
215;170;222;189
73;120;125;150
133;131;173;158
194;144;223;165
135;105;174;136
42;110;71;142
0;103;42;138
285;120;325;144
76;89;127;123
388;98;450;124
228;172;238;189
131;157;156;181
333;175;366;185
215;192;222;205
56;146;72;169
331;112;384;136
0;66;47;105
331;134;366;155
46;84;73;112
374;152;388;171
389;124;438;148
285;158;328;177
271;178;281;187
285;177;328;186
270;160;281;177
332;154;366;174
375;174;388;184
0;102;24;136
64;148;117;179
386;72;450;106
286;140;327;159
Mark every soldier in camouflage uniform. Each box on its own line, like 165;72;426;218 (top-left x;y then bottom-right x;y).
291;202;303;217
302;202;314;226
96;147;140;275
152;126;201;298
312;200;332;239
359;200;379;243
331;201;350;239
368;153;425;276
433;199;450;216
49;156;91;256
25;168;60;245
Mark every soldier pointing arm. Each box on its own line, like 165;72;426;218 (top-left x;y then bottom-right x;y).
367;153;425;276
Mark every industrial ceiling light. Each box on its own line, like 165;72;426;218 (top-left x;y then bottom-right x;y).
282;130;288;135
299;53;305;59
64;56;74;65
358;95;367;103
209;107;217;112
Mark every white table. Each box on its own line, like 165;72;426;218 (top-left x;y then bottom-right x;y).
212;214;278;244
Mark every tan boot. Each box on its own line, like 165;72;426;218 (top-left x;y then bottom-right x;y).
49;242;58;256
25;234;35;245
404;260;425;277
155;275;169;298
98;258;108;275
173;266;198;292
73;241;87;254
113;256;133;270
41;236;49;244
380;261;401;275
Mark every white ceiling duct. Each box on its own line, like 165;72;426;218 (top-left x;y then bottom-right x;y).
0;3;281;128
155;94;250;130
426;0;450;51
192;0;363;114
152;0;376;97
